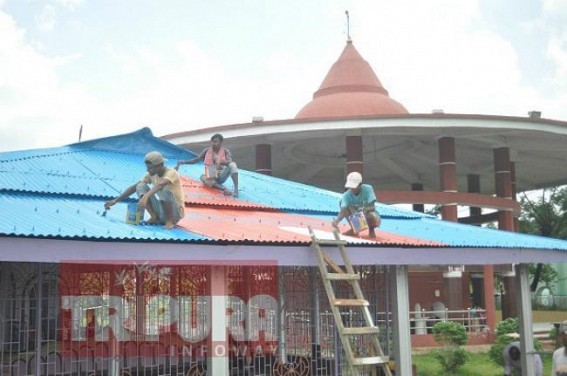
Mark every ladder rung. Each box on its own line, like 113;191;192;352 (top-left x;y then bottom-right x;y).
332;299;369;306
352;356;390;366
325;273;360;281
312;238;348;246
342;327;380;335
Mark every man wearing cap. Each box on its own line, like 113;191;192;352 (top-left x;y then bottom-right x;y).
175;133;239;197
331;172;381;238
552;320;567;376
502;341;542;376
104;151;185;229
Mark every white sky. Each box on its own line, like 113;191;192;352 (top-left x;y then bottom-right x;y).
1;0;566;152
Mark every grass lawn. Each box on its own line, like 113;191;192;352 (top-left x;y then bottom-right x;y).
412;350;552;376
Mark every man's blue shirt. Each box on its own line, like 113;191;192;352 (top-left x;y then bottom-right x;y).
340;184;376;210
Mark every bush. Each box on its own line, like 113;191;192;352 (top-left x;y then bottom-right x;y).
489;318;519;366
432;321;469;375
489;317;541;366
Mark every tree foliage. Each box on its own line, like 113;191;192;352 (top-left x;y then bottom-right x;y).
519;187;567;239
519;187;567;291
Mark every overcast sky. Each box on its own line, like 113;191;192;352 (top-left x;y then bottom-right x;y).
1;0;566;152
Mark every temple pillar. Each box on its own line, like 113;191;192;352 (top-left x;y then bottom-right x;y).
438;137;462;313
467;172;496;330
443;269;463;311
411;183;424;213
511;162;519;232
207;265;229;374
467;174;481;219
494;147;517;319
466;171;496;332
483;266;497;332
346;135;363;175
255;144;272;175
494;148;514;230
470;273;484;308
438;137;458;221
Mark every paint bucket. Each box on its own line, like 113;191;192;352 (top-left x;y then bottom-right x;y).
125;203;142;224
347;211;368;233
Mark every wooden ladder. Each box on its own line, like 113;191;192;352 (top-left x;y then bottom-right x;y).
308;226;392;376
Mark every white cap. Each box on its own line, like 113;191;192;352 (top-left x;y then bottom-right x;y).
345;171;362;189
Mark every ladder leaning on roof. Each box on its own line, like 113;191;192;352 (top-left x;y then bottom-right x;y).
308;226;392;376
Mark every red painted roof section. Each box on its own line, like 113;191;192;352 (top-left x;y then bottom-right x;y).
296;41;408;119
176;207;442;246
180;175;269;210
177;176;443;246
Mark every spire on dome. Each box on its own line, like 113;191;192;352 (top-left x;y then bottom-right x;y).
295;41;408;119
345;10;352;43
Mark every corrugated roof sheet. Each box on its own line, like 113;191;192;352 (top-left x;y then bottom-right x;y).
1;127;566;251
0;193;206;241
176;207;443;246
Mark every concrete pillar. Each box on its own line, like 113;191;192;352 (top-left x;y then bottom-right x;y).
494;148;514;230
438;137;464;317
515;264;537;376
207;265;229;374
483;265;497;332
494;147;517;318
438;137;458;221
443;270;463;311
411;183;424;213
255;144;272;175
390;266;412;376
467;171;497;331
467;174;481;219
346;135;363;175
511;162;519;232
470;273;484;308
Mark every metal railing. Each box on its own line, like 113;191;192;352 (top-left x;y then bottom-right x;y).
409;308;487;334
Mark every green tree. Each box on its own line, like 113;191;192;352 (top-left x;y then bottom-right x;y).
519;187;567;291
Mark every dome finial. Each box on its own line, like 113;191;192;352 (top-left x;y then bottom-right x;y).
345;10;352;43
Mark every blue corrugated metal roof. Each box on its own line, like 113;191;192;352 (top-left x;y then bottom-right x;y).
383;217;567;250
0;192;207;241
0;127;566;251
1;128;421;218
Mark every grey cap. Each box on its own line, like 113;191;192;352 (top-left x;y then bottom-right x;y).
144;151;167;166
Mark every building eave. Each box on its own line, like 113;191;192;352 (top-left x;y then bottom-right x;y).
2;237;566;265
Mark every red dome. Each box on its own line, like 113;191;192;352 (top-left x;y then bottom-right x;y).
296;41;408;119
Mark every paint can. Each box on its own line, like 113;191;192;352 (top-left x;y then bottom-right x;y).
347;211;368;233
125;203;142;224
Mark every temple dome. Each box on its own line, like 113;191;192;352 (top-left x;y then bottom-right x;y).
296;41;408;119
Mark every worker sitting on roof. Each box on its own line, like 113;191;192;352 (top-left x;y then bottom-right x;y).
175;133;239;197
331;172;381;238
104;151;185;229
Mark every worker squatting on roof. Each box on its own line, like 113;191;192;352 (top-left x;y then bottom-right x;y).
104;151;185;229
332;171;382;238
175;133;239;197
